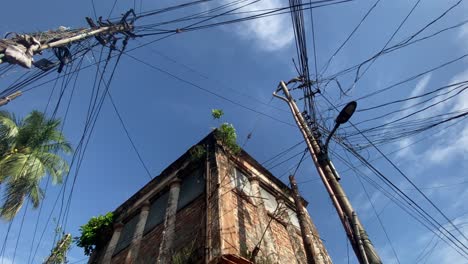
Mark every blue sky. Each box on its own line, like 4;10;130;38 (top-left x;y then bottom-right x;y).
0;0;467;263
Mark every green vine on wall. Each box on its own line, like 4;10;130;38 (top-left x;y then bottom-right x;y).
75;212;114;256
171;240;197;264
189;144;207;161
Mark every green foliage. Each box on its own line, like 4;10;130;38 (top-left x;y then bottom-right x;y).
75;212;114;256
255;257;274;264
215;123;240;155
211;109;224;119
189;144;206;161
0;110;72;220
47;234;72;264
172;240;197;264
239;247;273;264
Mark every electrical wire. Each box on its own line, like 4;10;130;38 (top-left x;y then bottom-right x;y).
320;0;383;75
345;0;422;92
123;52;296;128
108;92;153;180
320;93;468;256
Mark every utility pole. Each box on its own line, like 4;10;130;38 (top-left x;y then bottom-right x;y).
273;81;382;264
0;10;136;69
44;233;72;264
0;91;22;107
289;175;319;264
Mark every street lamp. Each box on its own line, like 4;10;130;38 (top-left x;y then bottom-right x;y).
324;101;357;153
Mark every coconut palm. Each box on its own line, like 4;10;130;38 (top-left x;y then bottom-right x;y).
0;110;72;220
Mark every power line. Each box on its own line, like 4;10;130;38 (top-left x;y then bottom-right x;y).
135;38;289;114
345;0;422;92
11;201;30;263
267;148;308;171
123;52;296;128
350;121;468;245
335;144;468;258
261;140;304;166
320;94;468;256
353;163;401;264
108;0;119;19
320;0;382;75
292;148;309;176
108;92;153;180
62;43;128;231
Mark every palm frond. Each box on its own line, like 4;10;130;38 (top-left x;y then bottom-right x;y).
0;177;30;220
0;110;71;219
36;152;68;184
28;182;44;208
40;142;73;155
0;110;19;144
0;153;45;182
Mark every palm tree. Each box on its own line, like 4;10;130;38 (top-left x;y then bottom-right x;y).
0;110;72;220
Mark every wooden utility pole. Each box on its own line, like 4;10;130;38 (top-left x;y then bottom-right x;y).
273;81;382;264
289;175;318;264
0;91;21;107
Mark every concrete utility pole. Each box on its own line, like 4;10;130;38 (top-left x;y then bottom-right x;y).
44;233;72;264
289;175;318;264
0;10;135;69
273;81;382;264
0;91;22;107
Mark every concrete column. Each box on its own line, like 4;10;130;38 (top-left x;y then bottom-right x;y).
303;206;333;264
102;222;124;264
157;178;182;264
249;176;278;262
125;201;151;263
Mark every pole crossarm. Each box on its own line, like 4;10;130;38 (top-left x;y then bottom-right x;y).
273;81;382;264
0;9;136;69
0;91;22;107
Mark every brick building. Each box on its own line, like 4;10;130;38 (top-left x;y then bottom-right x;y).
88;131;332;264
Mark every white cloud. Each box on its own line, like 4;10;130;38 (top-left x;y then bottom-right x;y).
219;0;294;51
414;213;468;264
393;68;468;164
413;74;432;96
395;74;432;158
0;257;13;264
352;190;385;221
421;69;468;164
426;125;468;162
458;22;468;43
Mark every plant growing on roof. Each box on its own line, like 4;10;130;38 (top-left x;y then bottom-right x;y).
211;109;224;119
216;122;241;155
75;212;114;256
189;144;206;161
209;109;241;155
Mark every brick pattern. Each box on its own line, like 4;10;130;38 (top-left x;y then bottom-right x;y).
136;222;164;263
111;247;129;264
270;219;294;262
172;195;206;263
215;146;331;263
108;196;205;263
91;140;332;264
